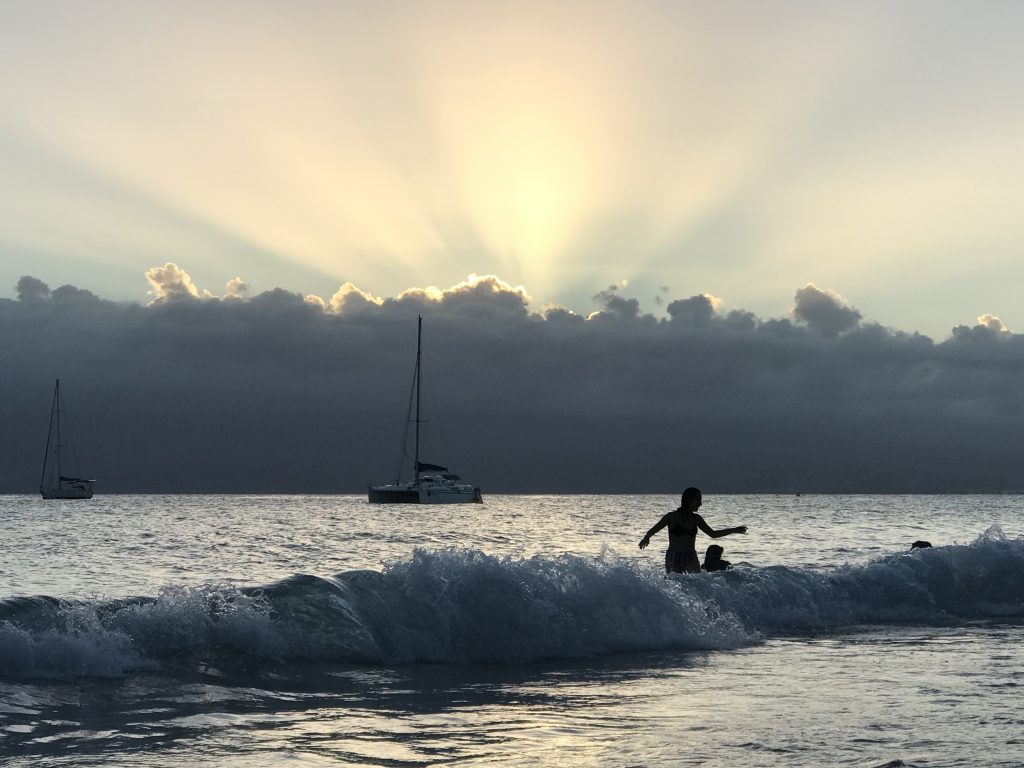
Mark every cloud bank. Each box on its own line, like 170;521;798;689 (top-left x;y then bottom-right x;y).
2;265;1022;493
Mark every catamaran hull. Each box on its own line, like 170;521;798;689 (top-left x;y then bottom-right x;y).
368;487;421;504
368;485;482;504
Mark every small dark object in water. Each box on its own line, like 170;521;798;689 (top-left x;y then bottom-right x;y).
910;540;932;550
702;544;732;571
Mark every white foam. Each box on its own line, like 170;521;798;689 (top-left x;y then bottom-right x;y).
2;530;1022;677
0;604;147;679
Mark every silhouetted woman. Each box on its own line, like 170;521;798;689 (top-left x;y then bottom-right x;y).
638;487;747;573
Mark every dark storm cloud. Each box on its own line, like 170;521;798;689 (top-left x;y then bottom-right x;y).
591;284;641;321
792;283;863;337
2;264;1023;494
16;275;50;302
666;294;717;327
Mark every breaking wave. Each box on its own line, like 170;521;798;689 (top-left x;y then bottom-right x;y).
2;528;1022;678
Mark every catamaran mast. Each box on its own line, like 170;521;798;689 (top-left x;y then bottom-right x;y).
414;315;422;475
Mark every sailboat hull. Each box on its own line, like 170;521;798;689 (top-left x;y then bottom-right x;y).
41;481;94;500
368;481;482;504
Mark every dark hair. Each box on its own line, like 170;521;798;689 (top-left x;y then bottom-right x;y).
702;543;730;571
681;487;702;505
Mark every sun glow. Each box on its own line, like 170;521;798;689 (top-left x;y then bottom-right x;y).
421;32;615;295
5;3;1024;337
1;3;752;303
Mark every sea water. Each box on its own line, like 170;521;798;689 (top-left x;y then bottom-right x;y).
0;494;1022;767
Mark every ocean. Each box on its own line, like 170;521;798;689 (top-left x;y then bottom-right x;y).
1;493;1022;767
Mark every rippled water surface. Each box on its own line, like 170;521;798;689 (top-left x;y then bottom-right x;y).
1;494;1022;766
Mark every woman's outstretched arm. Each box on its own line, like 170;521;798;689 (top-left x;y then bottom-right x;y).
696;515;747;538
639;514;672;549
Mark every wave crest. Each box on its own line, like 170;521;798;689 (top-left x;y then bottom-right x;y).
2;531;1022;678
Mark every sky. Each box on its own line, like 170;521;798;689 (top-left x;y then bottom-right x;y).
2;2;1023;493
2;1;1024;338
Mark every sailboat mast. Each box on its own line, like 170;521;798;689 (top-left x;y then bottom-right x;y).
40;379;59;492
414;315;422;475
55;379;62;480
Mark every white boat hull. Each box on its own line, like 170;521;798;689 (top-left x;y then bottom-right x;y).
369;476;482;504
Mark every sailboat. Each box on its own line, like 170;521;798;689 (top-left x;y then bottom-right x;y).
368;316;482;504
40;379;94;500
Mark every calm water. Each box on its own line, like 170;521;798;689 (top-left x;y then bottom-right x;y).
1;494;1022;767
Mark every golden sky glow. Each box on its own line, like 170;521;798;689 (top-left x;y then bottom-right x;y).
2;1;1024;337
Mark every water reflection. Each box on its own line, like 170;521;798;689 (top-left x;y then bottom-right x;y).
0;652;709;765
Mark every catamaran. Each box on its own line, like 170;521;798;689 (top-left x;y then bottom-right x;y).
368;317;482;504
40;379;94;500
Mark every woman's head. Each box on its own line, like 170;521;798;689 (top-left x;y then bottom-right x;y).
680;487;702;511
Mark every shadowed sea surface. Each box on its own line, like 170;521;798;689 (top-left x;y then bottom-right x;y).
1;493;1023;767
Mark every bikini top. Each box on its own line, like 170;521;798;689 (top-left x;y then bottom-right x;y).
668;510;698;538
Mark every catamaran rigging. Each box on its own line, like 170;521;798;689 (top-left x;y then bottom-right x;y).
368;317;482;504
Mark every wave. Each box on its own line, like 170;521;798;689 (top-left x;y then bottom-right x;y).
2;528;1022;678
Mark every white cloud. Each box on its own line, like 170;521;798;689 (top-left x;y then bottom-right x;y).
223;277;249;301
978;313;1011;335
328;282;384;314
145;262;211;303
